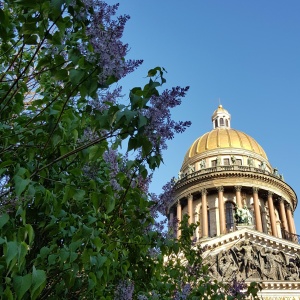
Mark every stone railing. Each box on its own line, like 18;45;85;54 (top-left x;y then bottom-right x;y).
177;165;284;183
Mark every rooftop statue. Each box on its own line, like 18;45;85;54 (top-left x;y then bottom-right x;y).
235;205;253;225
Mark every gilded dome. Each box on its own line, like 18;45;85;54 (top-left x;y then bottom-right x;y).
184;128;268;163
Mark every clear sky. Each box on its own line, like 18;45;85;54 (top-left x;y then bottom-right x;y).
108;1;300;233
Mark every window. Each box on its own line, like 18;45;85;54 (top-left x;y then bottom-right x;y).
225;202;235;231
215;119;218;128
220;118;224;126
211;160;217;167
223;158;230;166
226;119;229;127
236;159;242;166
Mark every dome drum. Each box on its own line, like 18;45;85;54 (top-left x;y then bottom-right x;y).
170;105;298;244
168;105;300;297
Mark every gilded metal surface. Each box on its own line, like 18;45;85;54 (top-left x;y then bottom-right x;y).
185;128;267;162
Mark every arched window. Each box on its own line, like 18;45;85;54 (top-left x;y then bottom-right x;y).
220;118;224;126
225;201;235;232
226;119;229;127
215;119;218;128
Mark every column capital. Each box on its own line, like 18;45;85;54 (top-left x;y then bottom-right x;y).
177;200;181;207
186;193;193;199
252;186;259;193
278;197;285;204
201;189;207;196
217;186;224;192
267;191;273;197
234;185;242;192
285;203;292;211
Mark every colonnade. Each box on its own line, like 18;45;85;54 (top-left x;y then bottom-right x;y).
170;186;296;240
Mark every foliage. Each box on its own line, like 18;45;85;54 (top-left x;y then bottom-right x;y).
0;0;259;299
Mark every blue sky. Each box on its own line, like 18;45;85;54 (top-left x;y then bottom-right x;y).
109;1;300;233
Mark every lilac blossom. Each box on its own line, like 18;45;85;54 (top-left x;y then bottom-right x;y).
78;0;143;84
131;173;153;194
89;86;123;112
228;277;247;297
114;279;134;300
142;86;191;154
173;283;191;300
150;179;175;216
103;148;122;191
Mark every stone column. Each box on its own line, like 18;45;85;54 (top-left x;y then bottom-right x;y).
217;186;226;235
278;198;288;233
176;200;182;238
187;193;193;225
169;207;174;225
267;192;277;237
253;187;262;232
235;185;242;208
201;189;208;237
286;204;296;235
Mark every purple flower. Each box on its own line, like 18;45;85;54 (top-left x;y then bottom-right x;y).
228;277;247;297
89;86;123;112
103;148;122;191
78;1;143;84
141;86;191;154
173;283;191;300
114;279;134;300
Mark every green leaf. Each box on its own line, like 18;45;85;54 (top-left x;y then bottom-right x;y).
14;175;30;196
31;267;46;300
70;69;85;85
4;286;13;300
24;34;38;45
5;241;18;267
138;115;148;129
0;213;9;229
73;189;85;201
25;224;34;244
13;274;32;300
105;196;115;213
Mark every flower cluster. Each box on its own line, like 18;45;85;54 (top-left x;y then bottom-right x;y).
89;86;122;112
151;179;175;216
114;279;134;300
79;0;143;84
173;283;191;300
228;277;247;297
103;148;122;191
142;86;191;154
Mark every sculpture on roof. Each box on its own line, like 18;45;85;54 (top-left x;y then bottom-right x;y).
188;164;195;174
247;156;253;167
199;159;206;169
235;205;253;225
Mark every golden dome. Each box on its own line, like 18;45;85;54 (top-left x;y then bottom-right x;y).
184;128;268;162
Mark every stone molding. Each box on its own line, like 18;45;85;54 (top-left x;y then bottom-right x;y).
199;228;300;256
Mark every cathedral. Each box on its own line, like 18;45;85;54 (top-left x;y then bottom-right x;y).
169;105;300;299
